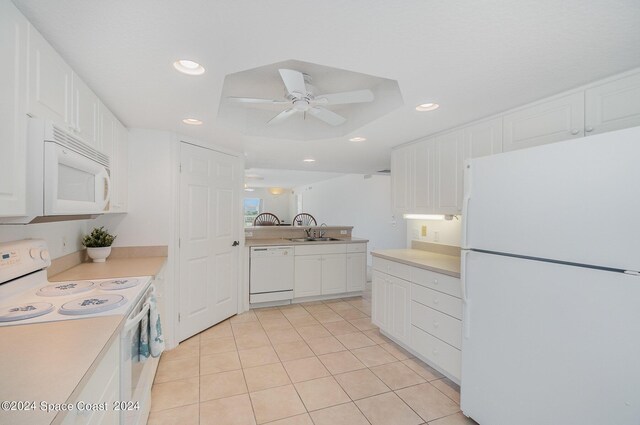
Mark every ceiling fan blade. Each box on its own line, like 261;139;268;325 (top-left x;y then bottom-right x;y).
308;107;347;126
279;69;308;96
314;89;374;105
267;108;297;125
227;97;289;105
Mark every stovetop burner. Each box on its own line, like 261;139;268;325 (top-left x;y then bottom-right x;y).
59;294;127;316
0;302;54;322
37;281;95;297
100;278;141;290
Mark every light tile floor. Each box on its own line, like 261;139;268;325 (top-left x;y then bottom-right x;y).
148;294;478;425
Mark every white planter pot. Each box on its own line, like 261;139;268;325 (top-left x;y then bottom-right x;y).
87;247;112;263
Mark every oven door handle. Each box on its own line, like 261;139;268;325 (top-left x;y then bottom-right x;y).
124;302;150;333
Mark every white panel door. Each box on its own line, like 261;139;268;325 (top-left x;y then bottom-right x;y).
71;73;99;147
294;255;322;297
435;129;465;214
371;270;388;330
0;2;28;217
346;252;366;292
585;72;640;135
502;92;585;151
463;117;503;159
27;24;72;127
391;146;412;214
412;140;436;212
321;254;347;295
461;250;640;425
179;142;240;341
387;275;411;345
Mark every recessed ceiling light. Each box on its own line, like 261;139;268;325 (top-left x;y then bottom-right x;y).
173;60;205;76
182;118;203;125
415;103;440;112
349;136;367;142
244;188;255;192
303;158;316;163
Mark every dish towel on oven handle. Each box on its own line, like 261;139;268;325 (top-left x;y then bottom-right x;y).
139;290;165;360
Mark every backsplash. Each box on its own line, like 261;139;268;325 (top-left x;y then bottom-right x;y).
405;217;462;247
0;220;89;259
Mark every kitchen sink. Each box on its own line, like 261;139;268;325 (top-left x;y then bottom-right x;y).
288;237;342;242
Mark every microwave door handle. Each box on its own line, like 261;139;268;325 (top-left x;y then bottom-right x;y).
101;169;111;210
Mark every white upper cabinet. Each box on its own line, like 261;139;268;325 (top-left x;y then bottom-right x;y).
463;117;503;159
99;103;116;156
412;141;436;213
585;72;640;135
27;24;72;127
110;122;128;213
0;1;28;217
391;146;412;213
502;92;585;152
435;129;465;214
71;73;100;147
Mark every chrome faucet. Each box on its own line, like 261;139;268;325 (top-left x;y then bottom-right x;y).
319;223;327;238
305;227;312;238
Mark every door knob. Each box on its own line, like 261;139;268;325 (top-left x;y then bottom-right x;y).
232;241;239;246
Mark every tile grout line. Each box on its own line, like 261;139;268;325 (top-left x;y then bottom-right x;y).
229;317;259;425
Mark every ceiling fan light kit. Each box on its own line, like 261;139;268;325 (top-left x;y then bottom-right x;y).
228;68;375;126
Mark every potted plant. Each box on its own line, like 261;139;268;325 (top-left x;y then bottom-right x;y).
83;227;116;263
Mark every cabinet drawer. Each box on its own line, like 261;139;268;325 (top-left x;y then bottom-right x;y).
295;243;346;256
411;301;462;349
372;257;412;281
412;325;461;381
347;243;367;253
411;268;461;298
412;284;462;320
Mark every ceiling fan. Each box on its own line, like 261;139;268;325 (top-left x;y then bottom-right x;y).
227;69;374;126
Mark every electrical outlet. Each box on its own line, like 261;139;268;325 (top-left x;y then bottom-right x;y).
245;231;253;237
340;230;347;235
434;231;440;242
421;225;427;237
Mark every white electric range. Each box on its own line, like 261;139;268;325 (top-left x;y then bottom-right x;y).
0;239;152;326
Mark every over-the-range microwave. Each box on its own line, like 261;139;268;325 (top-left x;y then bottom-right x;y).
0;119;111;224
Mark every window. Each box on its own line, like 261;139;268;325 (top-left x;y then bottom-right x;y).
244;198;262;227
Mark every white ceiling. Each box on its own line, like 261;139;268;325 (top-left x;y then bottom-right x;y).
244;168;344;189
13;0;640;175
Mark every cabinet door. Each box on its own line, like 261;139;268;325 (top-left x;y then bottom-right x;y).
346;252;366;292
0;2;28;217
321;254;347;295
99;103;115;156
110;121;128;212
294;255;322;298
391;146;412;214
585;72;640;135
371;270;388;330
71;73;99;146
412;140;436;212
388;276;411;345
435;129;465;214
502;92;585;151
464;117;503;159
27;24;72;127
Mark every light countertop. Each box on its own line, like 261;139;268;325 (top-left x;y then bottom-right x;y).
0;316;123;425
245;237;369;247
50;256;167;281
372;249;461;277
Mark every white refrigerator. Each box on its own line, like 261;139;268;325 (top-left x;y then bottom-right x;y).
460;126;640;425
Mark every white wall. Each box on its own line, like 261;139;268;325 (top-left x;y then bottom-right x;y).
94;129;175;247
0;220;89;259
245;187;292;224
294;174;406;264
405;217;462;247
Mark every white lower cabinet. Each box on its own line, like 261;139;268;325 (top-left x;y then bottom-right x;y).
372;255;462;382
60;338;120;425
293;243;366;299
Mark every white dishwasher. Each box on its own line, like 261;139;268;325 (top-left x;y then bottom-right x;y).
250;246;295;303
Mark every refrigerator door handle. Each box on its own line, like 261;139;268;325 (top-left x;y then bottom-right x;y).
461;195;471;249
461;249;471;338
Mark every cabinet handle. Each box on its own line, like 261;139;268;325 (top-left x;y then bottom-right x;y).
570;129;580;135
585;126;594;133
433;279;438;285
